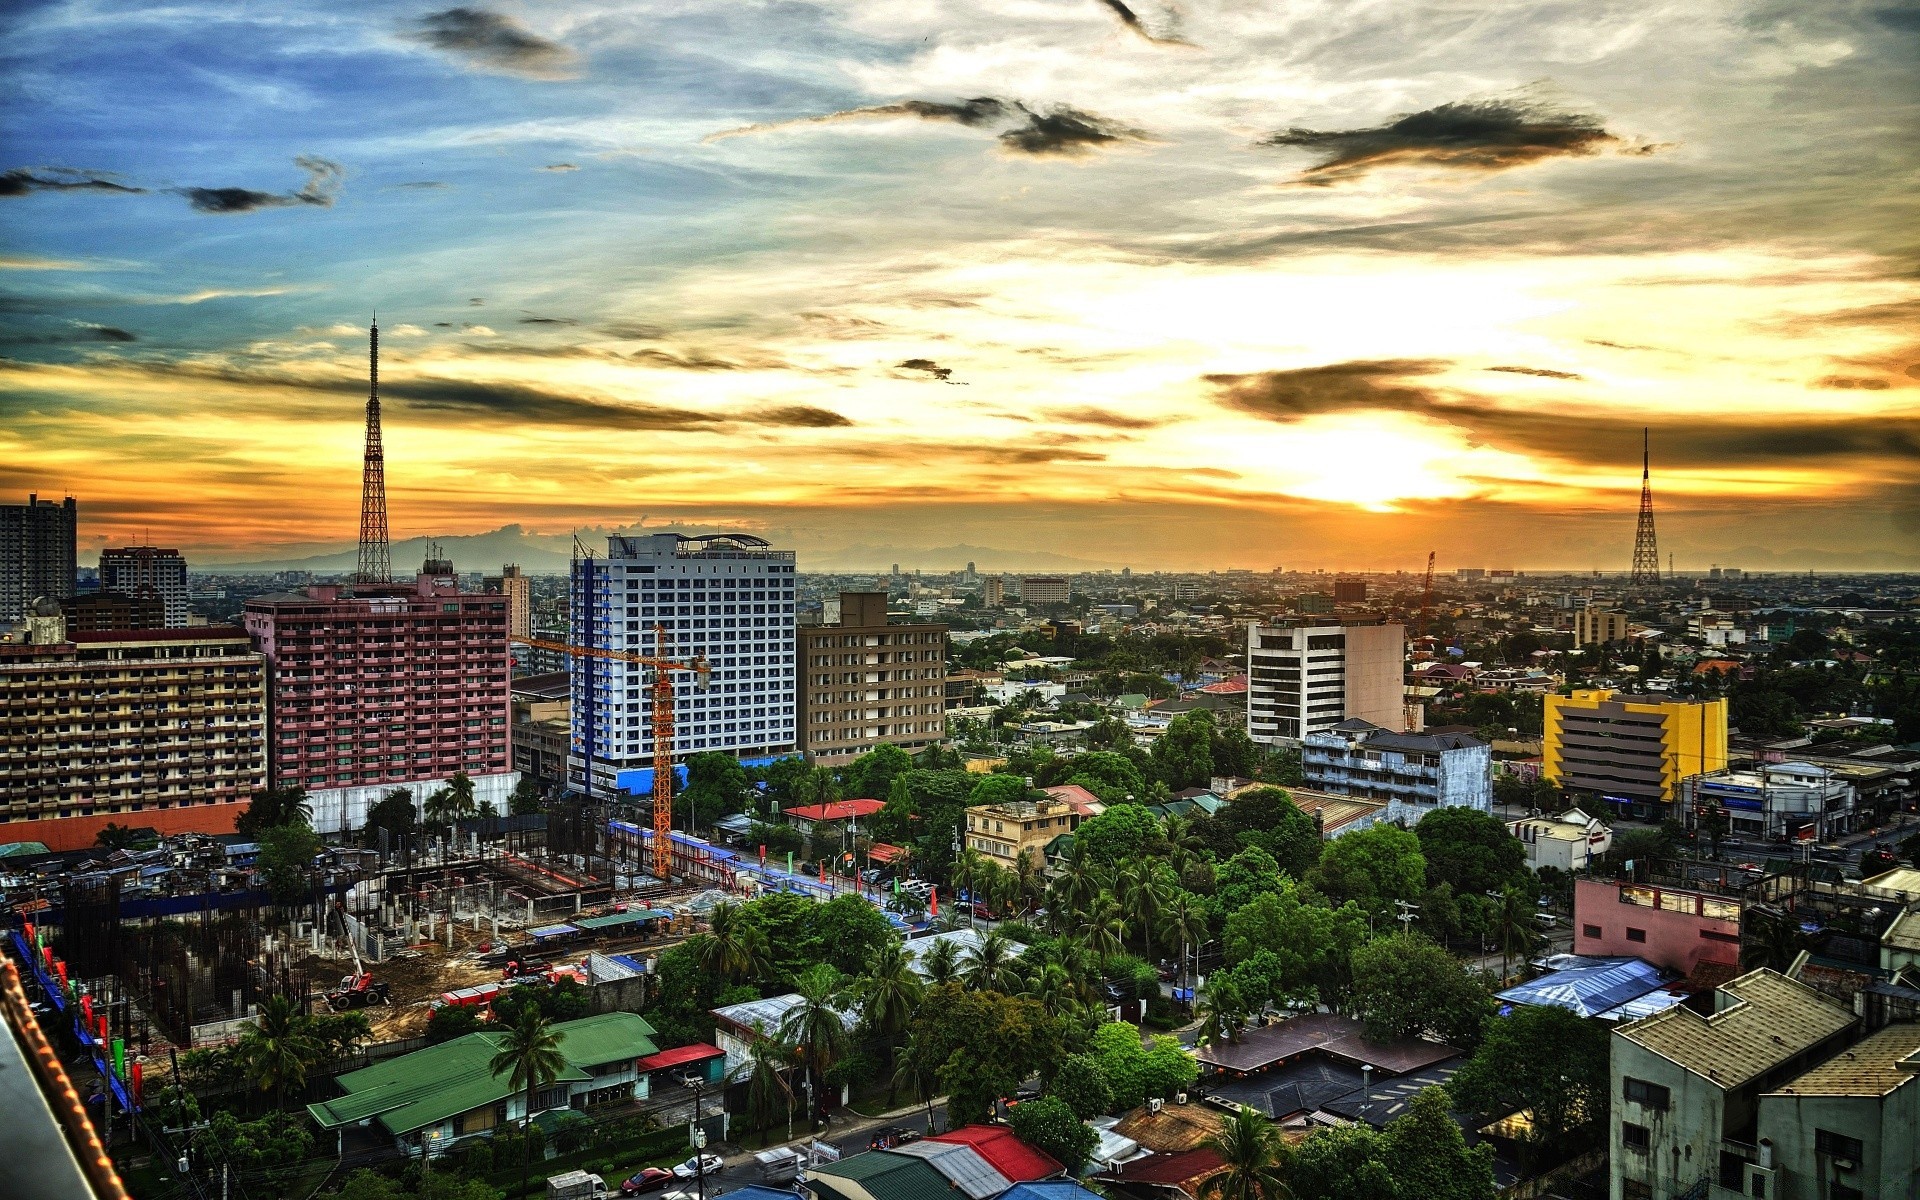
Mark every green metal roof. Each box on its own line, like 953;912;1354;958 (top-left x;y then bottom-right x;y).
574;910;668;931
811;1152;952;1200
307;1012;658;1136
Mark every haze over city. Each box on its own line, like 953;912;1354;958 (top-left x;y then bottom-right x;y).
4;0;1916;571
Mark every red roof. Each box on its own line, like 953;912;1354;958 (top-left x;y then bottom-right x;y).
1198;676;1247;694
1104;1147;1225;1187
782;799;884;823
927;1125;1062;1181
1041;785;1101;815
866;843;906;864
635;1043;724;1071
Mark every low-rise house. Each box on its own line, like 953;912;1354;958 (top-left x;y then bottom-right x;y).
712;992;855;1077
965;795;1081;871
782;798;884;838
1574;878;1742;978
1509;809;1612;872
1302;719;1492;825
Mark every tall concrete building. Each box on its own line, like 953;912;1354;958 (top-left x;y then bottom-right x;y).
1573;607;1631;646
798;591;947;765
1544;688;1728;821
1021;576;1070;606
1;493;76;624
488;563;532;641
570;532;797;796
1246;620;1405;745
243;559;514;833
983;577;1006;607
99;545;190;627
0;603;267;850
62;591;166;633
1302;719;1490;824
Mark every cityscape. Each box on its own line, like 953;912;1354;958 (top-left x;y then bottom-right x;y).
3;5;1918;1200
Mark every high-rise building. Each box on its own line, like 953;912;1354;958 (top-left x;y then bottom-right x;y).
99;545;190;627
62;590;166;633
243;559;514;833
983;577;1006;607
1332;578;1367;604
1;493;76;624
1246;620;1405;745
1573;608;1630;646
1543;688;1728;821
1021;576;1069;606
488;563;532;641
570;533;797;796
0;602;266;849
797;591;947;765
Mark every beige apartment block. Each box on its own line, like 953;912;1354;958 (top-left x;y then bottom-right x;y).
798;592;947;764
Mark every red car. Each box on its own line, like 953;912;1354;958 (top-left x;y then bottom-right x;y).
621;1168;674;1195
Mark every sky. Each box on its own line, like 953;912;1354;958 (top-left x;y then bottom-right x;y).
2;0;1917;573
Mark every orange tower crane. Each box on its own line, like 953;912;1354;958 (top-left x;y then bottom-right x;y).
512;625;712;881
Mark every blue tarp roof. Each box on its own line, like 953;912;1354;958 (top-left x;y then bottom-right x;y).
1003;1183;1103;1200
529;923;580;939
1496;955;1675;1019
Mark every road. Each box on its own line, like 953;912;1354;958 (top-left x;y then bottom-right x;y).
664;1102;950;1199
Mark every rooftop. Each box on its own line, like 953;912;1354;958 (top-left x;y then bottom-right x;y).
1617;969;1855;1090
1194;1012;1458;1075
885;1141;1012;1199
1313;1057;1464;1128
927;1122;1064;1181
1770;1023;1920;1098
782;799;884;823
1496;956;1680;1020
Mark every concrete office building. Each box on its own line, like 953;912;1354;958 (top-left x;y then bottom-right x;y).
569;532;796;796
1544;689;1728;821
1246;620;1405;746
1020;576;1070;606
1757;1022;1920;1200
1301;719;1491;824
487;563;532;641
1574;608;1631;646
0;602;266;849
243;559;514;833
983;577;1006;607
60;591;166;633
99;546;190;628
798;591;947;765
1;493;76;624
1332;578;1367;604
1680;762;1857;842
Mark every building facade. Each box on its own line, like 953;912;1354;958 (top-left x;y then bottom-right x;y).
569;533;797;796
964;795;1081;870
1574;878;1741;976
1301;719;1491;824
1544;689;1729;821
243;562;514;833
798;591;947;764
1;493;76;624
1757;1022;1920;1200
99;546;190;628
1020;576;1070;606
61;591;166;633
488;563;532;641
1509;809;1613;872
983;577;1006;607
1680;762;1856;843
0;606;266;849
510;672;569;795
1246;620;1405;746
1574;608;1631;646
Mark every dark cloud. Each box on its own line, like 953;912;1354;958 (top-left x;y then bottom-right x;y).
1209;358;1920;468
395;180;449;190
1261;95;1620;185
999;106;1147;157
541;163;579;172
1487;365;1583;380
469;298;485;305
0;168;146;198
599;321;666;340
628;348;746;371
898;358;954;382
0;322;137;346
705;98;1009;142
175;156;343;214
379;377;721;431
1095;0;1190;46
518;315;577;325
85;324;136;342
1049;405;1167;429
1816;375;1893;390
747;405;853;428
406;8;578;80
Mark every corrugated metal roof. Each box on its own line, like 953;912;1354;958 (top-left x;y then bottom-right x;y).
1496;956;1673;1018
1619;969;1855;1089
810;1150;952;1200
1770;1023;1920;1098
926;1124;1063;1182
887;1141;1012;1198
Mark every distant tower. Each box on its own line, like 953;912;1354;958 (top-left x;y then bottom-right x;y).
356;318;392;585
1630;427;1659;585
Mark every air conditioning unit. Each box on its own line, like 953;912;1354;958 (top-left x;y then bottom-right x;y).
1175;1093;1188;1105
1834;1159;1856;1172
1148;1098;1163;1114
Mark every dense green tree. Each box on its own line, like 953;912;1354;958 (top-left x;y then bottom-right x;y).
424;771;478;833
1286;1126;1395;1200
237;785;312;838
364;788;420;849
969;772;1033;808
1220;882;1372;1008
1062;751;1149;803
191;1111;315;1191
689;900;774;984
1153;710;1217;788
679;751;752;827
1382;1087;1497;1200
508;776;543;816
909;983;1065;1126
1450;1004;1609;1146
1348;933;1490;1049
964;928;1024;992
426;1002;484;1043
1415;807;1530;896
846;743;915;802
1192;787;1319;877
239;994;323;1110
1085;1021;1197;1110
1212;725;1259;780
1074;804;1164;866
1308;824;1426;916
257;822;323;907
1047;1052;1115;1119
1009;1096;1099;1170
94;823;156;851
781;963;854;1125
1214;845;1284;914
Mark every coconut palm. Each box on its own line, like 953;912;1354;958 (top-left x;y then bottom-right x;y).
239;994;321;1112
746;1035;801;1142
1162;815;1205;875
1012;848;1046;916
1195;979;1249;1047
953;849;987;923
921;935;963;985
1160;892;1209;996
691;901;772;983
892;1033;944;1134
1491;885;1542;982
1199;1102;1291;1200
859;939;925;1054
1084;891;1127;961
1118;861;1168;956
1048;841;1103;928
963;928;1022;993
779;964;852;1127
1021;961;1082;1022
489;1004;568;1193
1742;909;1810;972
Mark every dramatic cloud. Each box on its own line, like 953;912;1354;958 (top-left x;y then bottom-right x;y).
175;155;343;214
748;405;853;428
0;168;146;198
1049;405;1166;429
1095;0;1189;46
0;322;137;345
518;315;576;325
1261;95;1620;185
405;8;578;80
1487;365;1583;380
898;358;954;381
999;106;1147;157
705;98;1009;143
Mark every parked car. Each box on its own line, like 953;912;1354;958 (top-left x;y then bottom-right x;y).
671;1155;724;1180
868;1126;922;1150
620;1169;674;1195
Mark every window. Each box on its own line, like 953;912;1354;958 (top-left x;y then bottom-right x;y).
1815;1130;1863;1162
1623;1078;1671;1110
1583;924;1603;939
1830;1187;1861;1200
1622;1122;1650;1152
1626;927;1648;943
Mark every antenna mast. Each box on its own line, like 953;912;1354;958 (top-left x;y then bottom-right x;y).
1630;427;1660;585
356;317;392;585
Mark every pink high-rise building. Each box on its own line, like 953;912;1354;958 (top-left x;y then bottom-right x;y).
243;559;515;833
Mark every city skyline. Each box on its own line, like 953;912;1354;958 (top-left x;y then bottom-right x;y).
4;1;1917;571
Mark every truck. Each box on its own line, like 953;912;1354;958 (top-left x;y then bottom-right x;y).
547;1170;611;1200
753;1146;804;1183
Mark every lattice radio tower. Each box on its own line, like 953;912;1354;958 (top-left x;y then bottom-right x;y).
355;316;392;585
1630;427;1659;585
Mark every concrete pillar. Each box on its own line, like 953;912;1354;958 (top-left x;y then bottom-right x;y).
527;900;534;923
446;919;454;948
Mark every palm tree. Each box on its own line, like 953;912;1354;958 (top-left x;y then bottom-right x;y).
1021;961;1081;1022
780;964;851;1128
1048;841;1103;928
1195;979;1249;1047
746;1035;800;1142
692;902;772;983
952;849;986;923
859;940;925;1062
239;994;320;1112
1199;1103;1290;1200
1162;815;1205;874
921;936;963;985
1160;892;1209;999
489;1005;567;1193
1012;849;1046;917
1119;861;1168;956
1492;885;1542;982
1084;891;1127;961
1742;910;1810;972
424;776;476;837
892;1033;944;1134
964;928;1022;993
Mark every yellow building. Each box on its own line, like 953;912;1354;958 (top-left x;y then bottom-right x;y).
964;796;1080;870
1572;608;1631;646
1543;688;1727;820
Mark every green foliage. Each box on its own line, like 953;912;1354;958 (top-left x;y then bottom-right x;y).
1009;1095;1098;1170
1308;823;1426;916
969;772;1033;808
1086;1021;1196;1110
755;756;814;807
908;982;1066;1126
1286;1125;1396;1200
1349;933;1490;1049
1450;1004;1609;1144
1208;787;1322;878
508;776;543;816
736;891;894;982
364;789;420;848
1062;751;1148;803
1073;803;1164;866
1047;1053;1115;1119
495;977;594;1025
426;1002;483;1043
648;943;727;1045
1214;844;1283;913
191;1110;314;1191
1415;807;1530;896
257;822;323;906
1152;710;1216;788
847;744;915;801
94;822;157;851
679;751;752;827
237;785;312;838
1220;882;1372;1009
1198;1103;1290;1200
1380;1087;1497;1200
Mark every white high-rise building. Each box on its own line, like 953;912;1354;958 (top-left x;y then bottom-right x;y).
99;546;189;627
1246;620;1406;745
569;533;797;796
